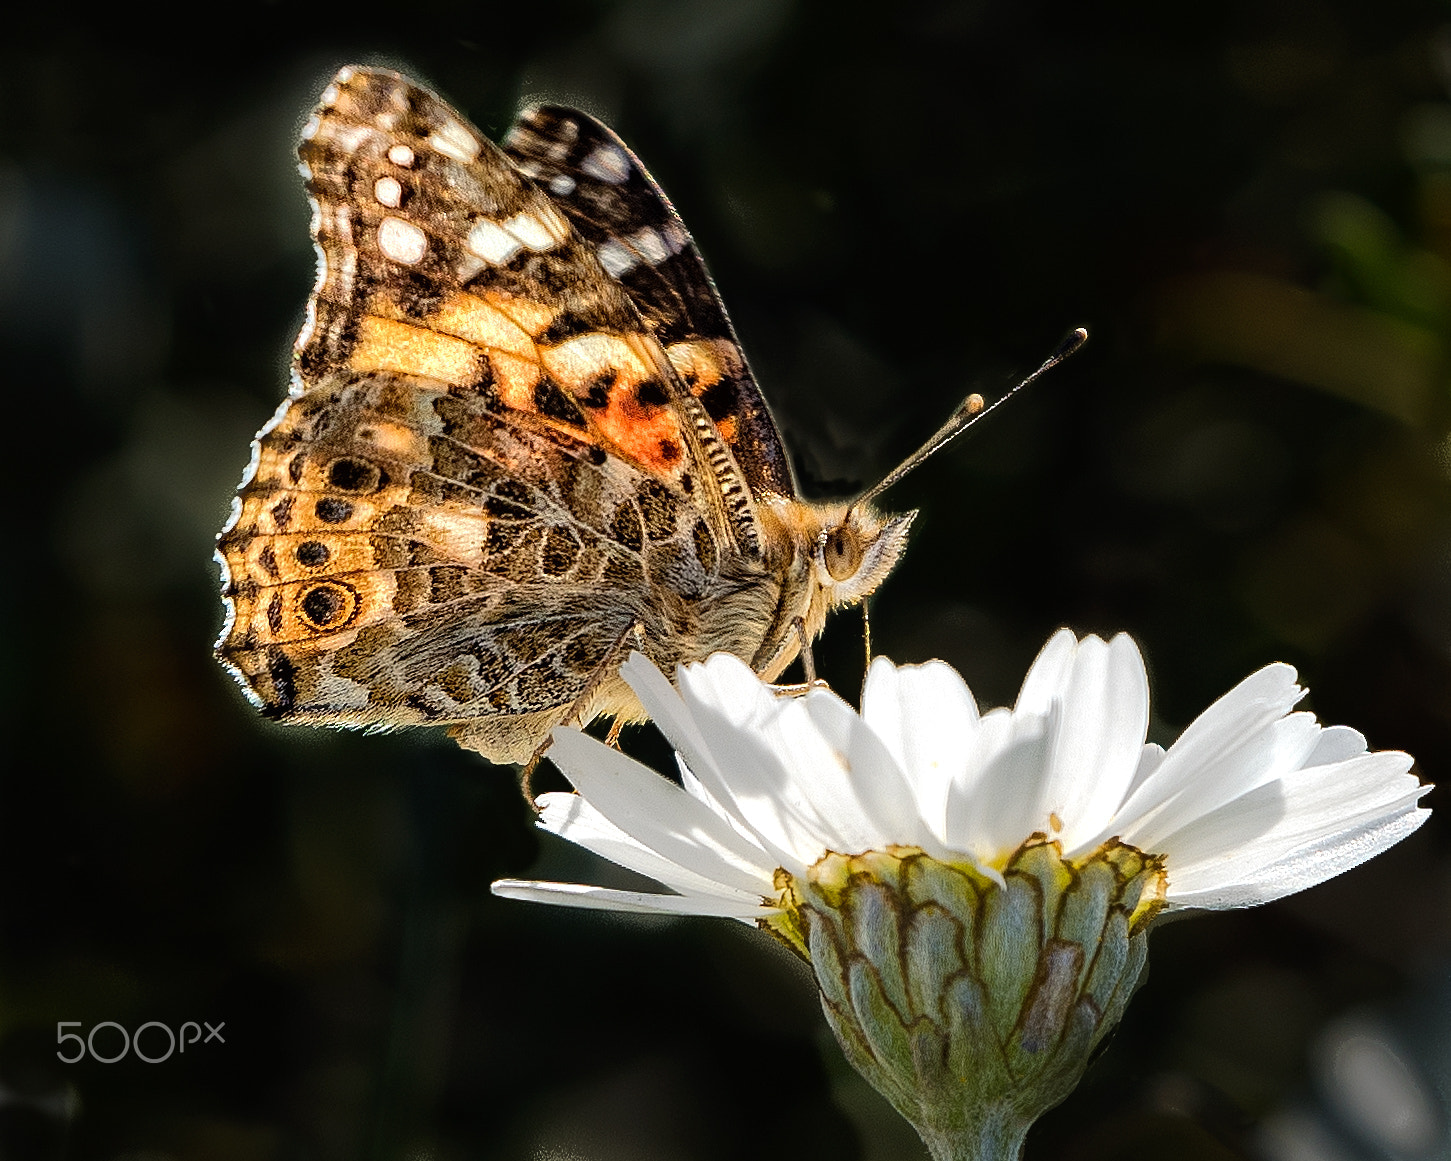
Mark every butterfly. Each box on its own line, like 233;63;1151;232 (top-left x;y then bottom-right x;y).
215;65;1078;765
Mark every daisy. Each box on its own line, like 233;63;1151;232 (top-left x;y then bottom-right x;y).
494;631;1430;1161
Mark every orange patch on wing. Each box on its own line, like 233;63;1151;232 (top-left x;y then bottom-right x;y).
252;443;293;483
429;290;556;358
393;290;550;411
490;350;544;411
482;289;558;338
540;331;688;474
349;316;482;385
596;383;685;474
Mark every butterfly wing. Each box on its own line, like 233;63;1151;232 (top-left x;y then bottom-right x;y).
503;104;796;501
216;67;741;753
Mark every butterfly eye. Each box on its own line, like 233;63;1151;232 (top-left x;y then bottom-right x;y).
823;526;864;582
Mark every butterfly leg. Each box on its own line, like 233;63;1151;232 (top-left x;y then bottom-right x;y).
520;618;646;806
767;617;831;698
860;597;873;700
793;615;817;683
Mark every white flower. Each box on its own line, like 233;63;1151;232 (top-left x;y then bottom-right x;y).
492;630;1429;919
492;631;1430;1161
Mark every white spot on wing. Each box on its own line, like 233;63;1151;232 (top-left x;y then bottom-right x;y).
325;122;373;154
581;144;631;184
504;213;554;251
429;117;480;163
456;253;486;282
374;176;403;208
467;218;523;265
549;174;577;196
377;216;428;265
596;238;637;278
503;205;569;252
661;222;688;253
301;114;321;141
387;143;415;167
320;83;340;107
629;226;669;265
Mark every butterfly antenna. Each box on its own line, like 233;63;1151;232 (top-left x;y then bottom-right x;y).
851;327;1088;513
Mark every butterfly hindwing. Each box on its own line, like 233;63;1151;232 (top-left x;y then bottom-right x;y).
215;366;720;734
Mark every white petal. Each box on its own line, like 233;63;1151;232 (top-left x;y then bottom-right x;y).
1166;806;1431;910
862;656;979;842
792;688;924;848
673;753;770;843
1125;742;1166;801
675;650;779;731
674;655;845;868
536;792;768;902
620;652;735;798
545;728;778;892
949;705;1055;857
491;879;771;917
1159;752;1423;892
1014;628;1081;714
1305;724;1368;765
1099;663;1311;847
493;634;1429;928
697;689;886;856
1047;634;1149;850
618;654;759;842
941;706;1007;850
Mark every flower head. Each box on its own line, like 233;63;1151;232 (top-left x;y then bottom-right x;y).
493;631;1429;1160
496;630;1426;918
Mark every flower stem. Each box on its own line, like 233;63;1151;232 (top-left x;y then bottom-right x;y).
917;1107;1031;1161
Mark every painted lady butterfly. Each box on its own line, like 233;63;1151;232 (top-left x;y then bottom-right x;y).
215;65;1077;765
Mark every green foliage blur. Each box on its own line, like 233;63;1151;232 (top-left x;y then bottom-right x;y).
1;2;1449;1159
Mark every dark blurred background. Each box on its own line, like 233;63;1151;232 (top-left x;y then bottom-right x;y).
3;2;1451;1159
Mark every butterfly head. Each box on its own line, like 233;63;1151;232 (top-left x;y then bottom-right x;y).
803;328;1089;613
814;502;917;608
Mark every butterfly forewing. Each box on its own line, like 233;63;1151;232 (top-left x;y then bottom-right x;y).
296;69;693;483
503;104;796;499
